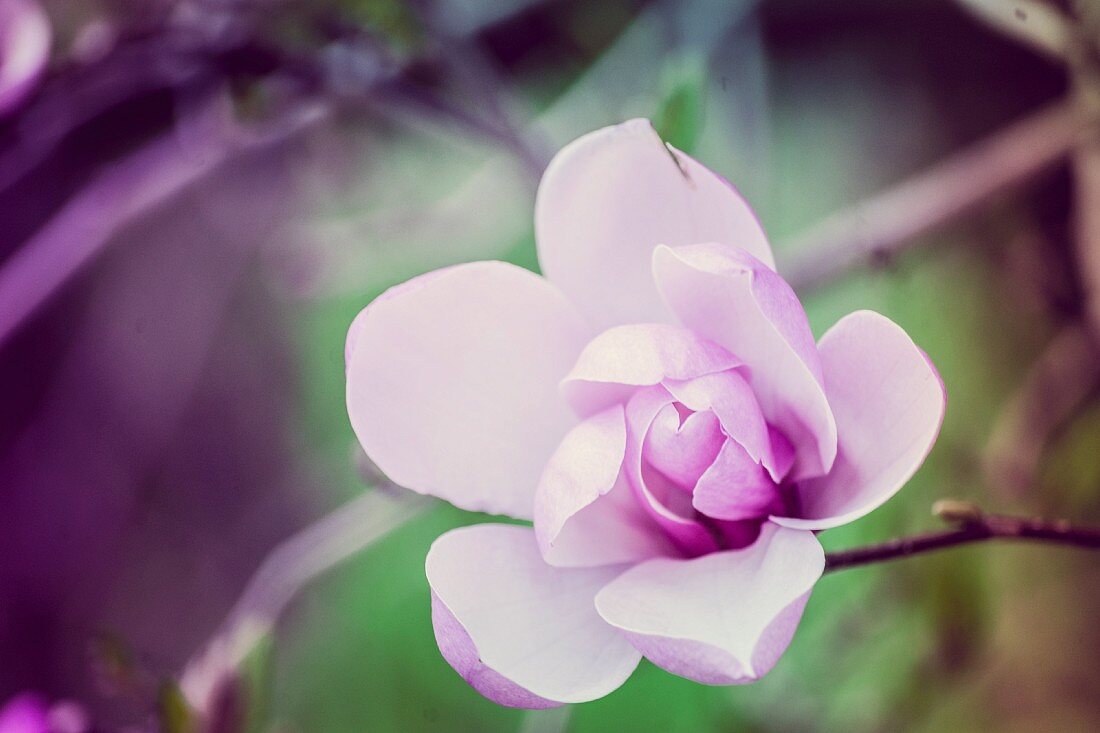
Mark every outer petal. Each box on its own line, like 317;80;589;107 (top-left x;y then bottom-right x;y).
536;119;774;330
561;323;739;417
653;243;837;479
426;525;641;708
534;405;673;567
0;0;50;117
594;523;823;685
346;262;592;520
773;311;947;531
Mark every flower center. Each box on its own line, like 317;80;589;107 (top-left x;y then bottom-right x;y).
644;403;724;490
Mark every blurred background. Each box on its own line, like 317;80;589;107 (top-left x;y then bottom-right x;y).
3;0;1100;730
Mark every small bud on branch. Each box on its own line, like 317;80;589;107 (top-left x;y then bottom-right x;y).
824;501;1100;573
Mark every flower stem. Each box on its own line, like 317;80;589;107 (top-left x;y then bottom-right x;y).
823;501;1100;573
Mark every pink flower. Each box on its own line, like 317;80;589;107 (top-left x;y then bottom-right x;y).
0;696;87;733
0;694;50;733
0;0;50;116
345;119;946;707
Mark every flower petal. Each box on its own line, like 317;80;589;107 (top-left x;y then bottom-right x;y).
663;370;783;482
561;323;739;417
692;439;782;521
427;524;641;707
0;0;51;117
534;405;673;567
594;523;823;685
653;243;837;479
773;311;947;531
644;405;724;489
536;119;774;330
625;386;719;556
346;262;592;520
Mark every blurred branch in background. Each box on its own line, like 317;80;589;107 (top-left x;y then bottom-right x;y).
781;1;1100;509
1070;0;1100;337
0;95;326;346
179;488;433;716
781;100;1080;292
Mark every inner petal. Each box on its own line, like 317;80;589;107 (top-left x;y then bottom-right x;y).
624;386;719;556
692;439;784;521
643;405;724;490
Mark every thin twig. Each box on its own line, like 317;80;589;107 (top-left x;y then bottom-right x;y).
781;101;1081;292
179;488;434;713
824;501;1100;573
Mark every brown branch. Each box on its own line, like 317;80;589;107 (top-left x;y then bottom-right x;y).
823;500;1100;573
782;101;1082;292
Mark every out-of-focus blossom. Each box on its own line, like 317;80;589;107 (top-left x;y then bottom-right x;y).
0;101;308;709
0;0;50;116
0;694;49;733
345;119;947;707
0;694;90;733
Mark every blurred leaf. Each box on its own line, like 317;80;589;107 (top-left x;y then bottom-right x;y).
347;0;425;54
654;54;707;154
89;632;149;701
920;554;989;674
1041;401;1100;517
158;681;197;733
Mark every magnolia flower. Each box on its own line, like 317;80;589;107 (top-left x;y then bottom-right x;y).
0;0;50;116
345;119;946;707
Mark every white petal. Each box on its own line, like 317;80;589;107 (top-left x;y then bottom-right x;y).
774;311;946;530
536;119;774;330
346;262;592;519
595;523;823;684
534;405;673;567
427;524;641;707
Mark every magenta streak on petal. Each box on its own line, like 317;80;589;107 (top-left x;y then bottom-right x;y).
426;525;641;706
431;592;560;710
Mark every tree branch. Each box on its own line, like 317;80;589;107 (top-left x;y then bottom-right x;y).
823;500;1100;573
781;101;1081;292
179;488;433;714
